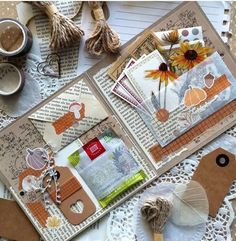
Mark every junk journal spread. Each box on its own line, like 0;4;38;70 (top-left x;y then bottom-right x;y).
0;2;236;241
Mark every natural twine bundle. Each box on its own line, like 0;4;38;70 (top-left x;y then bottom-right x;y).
29;1;84;49
86;1;121;56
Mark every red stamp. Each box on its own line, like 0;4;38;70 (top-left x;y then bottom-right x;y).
83;137;105;160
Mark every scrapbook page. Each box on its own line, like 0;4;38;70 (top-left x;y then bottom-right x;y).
0;75;156;241
0;2;236;241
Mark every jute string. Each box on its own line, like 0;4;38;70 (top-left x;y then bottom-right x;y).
27;1;84;49
141;198;172;233
85;1;121;56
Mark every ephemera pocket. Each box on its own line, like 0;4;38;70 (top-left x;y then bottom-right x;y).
68;118;147;208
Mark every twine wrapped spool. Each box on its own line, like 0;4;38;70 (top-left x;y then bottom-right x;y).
28;1;84;49
141;198;172;241
86;1;121;56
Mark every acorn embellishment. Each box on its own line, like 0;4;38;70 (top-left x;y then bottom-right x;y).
204;72;215;88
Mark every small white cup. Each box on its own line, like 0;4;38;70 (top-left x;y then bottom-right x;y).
0;63;24;96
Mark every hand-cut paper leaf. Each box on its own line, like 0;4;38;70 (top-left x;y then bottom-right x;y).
151;92;160;111
46;215;62;228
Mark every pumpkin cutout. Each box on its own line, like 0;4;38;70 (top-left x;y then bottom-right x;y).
184;86;207;107
204;72;215;88
156;108;169;122
26;148;48;170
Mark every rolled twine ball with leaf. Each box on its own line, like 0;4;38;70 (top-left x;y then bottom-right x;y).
141;198;172;241
140;181;209;241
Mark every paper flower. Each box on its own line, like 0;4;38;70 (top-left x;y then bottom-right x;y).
145;63;177;86
170;42;212;70
162;30;180;45
46;215;62;228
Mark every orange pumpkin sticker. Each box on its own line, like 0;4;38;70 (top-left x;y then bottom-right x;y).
184;86;207;107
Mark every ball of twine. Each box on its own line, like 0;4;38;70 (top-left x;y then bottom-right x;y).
141;198;172;233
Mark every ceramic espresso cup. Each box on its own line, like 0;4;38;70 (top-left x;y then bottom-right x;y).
0;63;24;96
0;18;32;57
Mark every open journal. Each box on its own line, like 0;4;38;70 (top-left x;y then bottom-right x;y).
0;2;236;241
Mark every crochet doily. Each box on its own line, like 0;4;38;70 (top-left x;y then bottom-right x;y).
106;128;236;241
0;53;66;129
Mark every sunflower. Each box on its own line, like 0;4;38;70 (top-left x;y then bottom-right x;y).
145;62;177;86
162;30;180;45
170;42;212;69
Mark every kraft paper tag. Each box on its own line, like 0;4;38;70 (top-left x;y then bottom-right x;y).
47;166;96;225
0;198;40;241
192;148;236;217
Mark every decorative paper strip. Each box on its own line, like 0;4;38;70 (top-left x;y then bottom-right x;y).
149;100;236;162
49;176;82;202
201;75;230;104
27;202;49;227
52;112;77;135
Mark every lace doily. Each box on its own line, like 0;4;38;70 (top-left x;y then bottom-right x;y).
107;128;236;241
0;54;67;128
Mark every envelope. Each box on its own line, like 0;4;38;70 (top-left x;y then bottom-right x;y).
29;81;108;151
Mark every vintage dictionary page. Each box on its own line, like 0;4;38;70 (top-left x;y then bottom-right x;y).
16;1;83;89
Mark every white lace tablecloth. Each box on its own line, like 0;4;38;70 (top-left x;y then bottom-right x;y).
1;37;236;241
